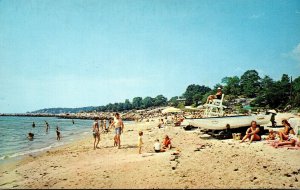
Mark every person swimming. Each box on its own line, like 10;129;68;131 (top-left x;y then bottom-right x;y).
28;132;34;140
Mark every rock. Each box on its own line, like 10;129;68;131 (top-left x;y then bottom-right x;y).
284;173;292;177
234;168;238;171
295;177;298;182
263;166;267;169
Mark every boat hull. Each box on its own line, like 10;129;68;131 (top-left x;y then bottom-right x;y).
183;114;271;130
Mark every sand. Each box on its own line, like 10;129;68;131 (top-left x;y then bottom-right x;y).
1;118;300;189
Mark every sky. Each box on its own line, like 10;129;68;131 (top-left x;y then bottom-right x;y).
0;0;300;113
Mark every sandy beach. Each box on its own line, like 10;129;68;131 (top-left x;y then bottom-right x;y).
1;116;300;189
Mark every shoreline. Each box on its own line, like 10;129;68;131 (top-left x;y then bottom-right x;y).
1;120;300;189
0;113;136;121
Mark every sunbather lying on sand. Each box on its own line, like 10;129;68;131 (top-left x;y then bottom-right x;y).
272;135;299;148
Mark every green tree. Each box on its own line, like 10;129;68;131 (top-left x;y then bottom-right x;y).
168;96;179;107
123;99;132;110
132;97;143;109
142;96;154;108
183;84;211;106
253;75;275;107
292;76;300;107
240;70;261;98
222;76;241;96
153;95;167;107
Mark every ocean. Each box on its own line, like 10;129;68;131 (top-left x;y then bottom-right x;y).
0;116;117;164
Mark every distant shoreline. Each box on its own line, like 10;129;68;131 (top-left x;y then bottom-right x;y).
0;113;134;121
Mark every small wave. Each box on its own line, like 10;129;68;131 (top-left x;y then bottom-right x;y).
0;155;9;160
2;145;53;159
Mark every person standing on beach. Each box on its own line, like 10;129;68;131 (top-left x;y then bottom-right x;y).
138;131;143;154
109;113;124;149
103;119;108;132
100;120;104;131
92;120;100;150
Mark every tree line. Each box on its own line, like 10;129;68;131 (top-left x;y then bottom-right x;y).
95;70;299;112
31;70;300;114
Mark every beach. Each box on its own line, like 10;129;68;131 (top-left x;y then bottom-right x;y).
1;117;300;189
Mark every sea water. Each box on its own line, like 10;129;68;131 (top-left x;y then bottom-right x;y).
0;116;121;164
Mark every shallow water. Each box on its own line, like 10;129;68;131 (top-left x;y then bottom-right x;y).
0;116;110;163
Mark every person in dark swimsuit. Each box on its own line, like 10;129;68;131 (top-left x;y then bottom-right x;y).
278;119;295;142
28;132;34;140
206;87;222;103
56;126;61;141
32;122;35;128
240;121;261;143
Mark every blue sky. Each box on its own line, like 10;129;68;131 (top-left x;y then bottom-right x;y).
0;0;300;113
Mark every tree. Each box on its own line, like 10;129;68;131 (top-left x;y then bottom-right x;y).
222;76;241;96
183;84;211;105
292;76;300;107
123;99;132;110
240;70;261;98
192;94;202;106
168;96;179;107
253;75;275;107
132;97;143;109
153;95;167;107
142;97;154;108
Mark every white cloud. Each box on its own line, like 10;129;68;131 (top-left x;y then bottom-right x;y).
249;13;265;19
291;43;300;62
283;43;300;63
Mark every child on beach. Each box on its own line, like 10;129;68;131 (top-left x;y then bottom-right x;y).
266;129;276;140
153;139;165;153
138;131;143;154
56;126;61;141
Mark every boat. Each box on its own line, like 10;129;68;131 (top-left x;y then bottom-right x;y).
181;114;271;130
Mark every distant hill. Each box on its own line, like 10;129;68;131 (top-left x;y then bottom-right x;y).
30;106;97;114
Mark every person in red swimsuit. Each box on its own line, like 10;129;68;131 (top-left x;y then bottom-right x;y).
240;121;261;143
163;135;172;149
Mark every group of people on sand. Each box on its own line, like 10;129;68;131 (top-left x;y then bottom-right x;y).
138;131;172;154
240;119;298;148
92;112;124;150
92;112;174;154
